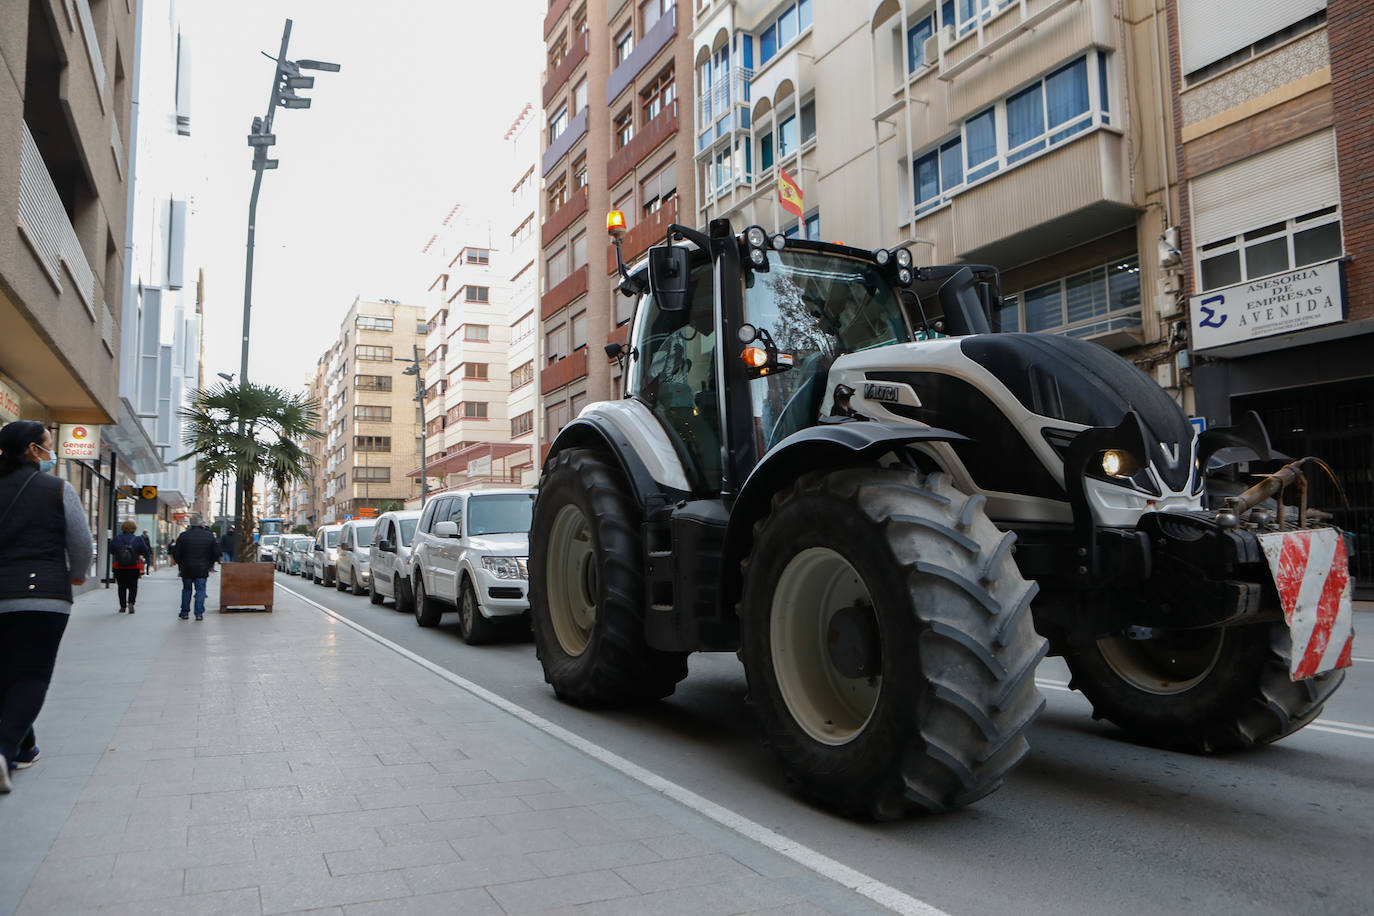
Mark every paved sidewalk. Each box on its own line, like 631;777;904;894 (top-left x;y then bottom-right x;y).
0;570;891;916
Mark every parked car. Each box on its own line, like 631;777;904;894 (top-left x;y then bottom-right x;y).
257;532;282;563
273;535;294;571
368;509;421;610
410;489;537;643
312;523;343;586
287;536;314;576
336;518;377;596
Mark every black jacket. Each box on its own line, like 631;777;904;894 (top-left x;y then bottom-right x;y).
170;525;218;578
109;532;152;570
0;469;71;602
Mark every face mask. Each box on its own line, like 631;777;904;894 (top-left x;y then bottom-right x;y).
35;445;56;473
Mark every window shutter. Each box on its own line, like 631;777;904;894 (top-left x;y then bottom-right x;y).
1177;0;1325;75
1191;130;1337;246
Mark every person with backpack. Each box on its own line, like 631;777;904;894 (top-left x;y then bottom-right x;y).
109;520;152;613
0;421;92;793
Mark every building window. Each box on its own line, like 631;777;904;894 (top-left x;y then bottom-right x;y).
511;360;534;390
416;321;428;335
1197;207;1343;292
464;285;489;303
460;401;488;419
641;160;676;216
354;435;392;452
1000;256;1141;337
912;52;1109;214
547;173;568;213
759;0;813;66
573;3;587;36
546;324;567;362
549;105;569;144
906;14;933;73
641;0;671;34
642;68;675;122
513;311;534;343
614;107;634;149
511;410;533;437
463;324;490;342
571;231;587;270
355;315;393;332
783;212;821;241
354;467;390;483
615;23;634;65
354;405;393;422
545;400;570;434
572;154;588;191
464;248;490;265
570;310;587;350
354;374;392;391
546;246;568;289
548;34;567;71
570;391;588;418
573;77;587;115
355;345;393;361
463;362;489;380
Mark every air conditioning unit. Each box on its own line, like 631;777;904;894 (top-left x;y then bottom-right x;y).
922;34;939;65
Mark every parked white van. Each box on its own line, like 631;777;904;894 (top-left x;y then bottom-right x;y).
410;489;536;643
368;509;421;610
311;523;343;586
336;518;377;596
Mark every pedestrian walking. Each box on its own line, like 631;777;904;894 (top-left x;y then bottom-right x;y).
169;515;217;620
109;520;152;613
140;529;155;572
0;421;92;793
219;526;236;563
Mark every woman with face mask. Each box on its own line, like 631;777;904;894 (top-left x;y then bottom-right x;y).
0;420;92;793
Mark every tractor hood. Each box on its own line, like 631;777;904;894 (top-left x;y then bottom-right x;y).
958;334;1195;492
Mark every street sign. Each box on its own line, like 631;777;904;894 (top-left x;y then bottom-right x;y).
358;507;377;517
140;485;158;500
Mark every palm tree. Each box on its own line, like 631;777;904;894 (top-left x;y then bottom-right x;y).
178;381;323;561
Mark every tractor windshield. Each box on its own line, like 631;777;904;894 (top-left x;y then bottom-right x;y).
744;250;910;452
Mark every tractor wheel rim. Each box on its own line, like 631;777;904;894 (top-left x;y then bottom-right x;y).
547;504;597;656
1098;630;1224;695
770;547;881;746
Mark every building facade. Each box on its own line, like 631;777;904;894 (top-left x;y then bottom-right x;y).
1168;0;1371;589
310;297;426;523
539;0;697;440
506;105;543;486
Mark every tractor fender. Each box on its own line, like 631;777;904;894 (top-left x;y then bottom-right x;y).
720;421;968;612
543;400;692;513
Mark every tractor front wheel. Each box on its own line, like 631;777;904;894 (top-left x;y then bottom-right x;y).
529;448;687;706
740;467;1046;819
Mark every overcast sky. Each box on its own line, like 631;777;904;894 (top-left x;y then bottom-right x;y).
179;0;543;391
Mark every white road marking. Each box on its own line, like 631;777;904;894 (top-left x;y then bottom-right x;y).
1352;656;1374;664
278;583;949;916
1035;678;1374;742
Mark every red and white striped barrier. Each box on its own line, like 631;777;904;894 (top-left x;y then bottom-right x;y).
1257;527;1354;681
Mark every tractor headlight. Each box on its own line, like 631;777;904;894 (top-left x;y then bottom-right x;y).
897;267;913;286
749;248;767;266
1101;449;1138;478
744;226;768;248
894;247;913;268
873;248;891;266
770;233;787;251
482;556;528;579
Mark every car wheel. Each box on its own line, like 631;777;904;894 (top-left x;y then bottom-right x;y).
459;578;497;646
369;578;384;605
414;575;443;627
395;574;414;613
336;569;347;591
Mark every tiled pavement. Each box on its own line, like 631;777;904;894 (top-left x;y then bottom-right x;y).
0;570;893;916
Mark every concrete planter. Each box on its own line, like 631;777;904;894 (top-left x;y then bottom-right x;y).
219;562;274;612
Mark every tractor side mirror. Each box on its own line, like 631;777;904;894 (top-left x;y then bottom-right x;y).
648;245;691;312
937;267;992;336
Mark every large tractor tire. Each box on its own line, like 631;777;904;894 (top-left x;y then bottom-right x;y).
1060;622;1345;752
740;467;1047;819
529;448;688;706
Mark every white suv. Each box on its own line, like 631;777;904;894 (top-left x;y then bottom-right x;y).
336;519;377;596
410;489;537;643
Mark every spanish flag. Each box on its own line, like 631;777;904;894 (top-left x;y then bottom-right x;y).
777;166;804;219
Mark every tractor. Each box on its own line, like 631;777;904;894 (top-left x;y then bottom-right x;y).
527;214;1352;819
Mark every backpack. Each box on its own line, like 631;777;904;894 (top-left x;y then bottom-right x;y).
114;540;138;567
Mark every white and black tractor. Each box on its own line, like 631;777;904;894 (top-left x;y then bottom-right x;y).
527;215;1352;819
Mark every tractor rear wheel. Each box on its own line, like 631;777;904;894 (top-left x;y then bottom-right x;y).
529;448;688;706
740;467;1046;819
1061;622;1345;751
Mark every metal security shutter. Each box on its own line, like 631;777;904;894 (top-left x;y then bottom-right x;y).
1191;130;1338;246
1178;0;1325;75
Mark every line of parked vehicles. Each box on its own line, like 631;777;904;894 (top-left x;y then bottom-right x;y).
272;488;538;644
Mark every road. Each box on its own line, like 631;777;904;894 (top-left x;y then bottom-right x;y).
279;575;1374;915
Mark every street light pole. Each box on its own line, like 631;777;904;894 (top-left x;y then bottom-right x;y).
234;18;339;550
397;345;428;508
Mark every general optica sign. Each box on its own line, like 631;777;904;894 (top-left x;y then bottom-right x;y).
1190;258;1345;350
0;378;19;423
58;423;101;461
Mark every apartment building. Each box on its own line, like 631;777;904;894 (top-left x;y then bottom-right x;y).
1167;0;1371;589
415;216;527;492
506;105;543;486
2;0;137;584
310;298;427;523
540;0;697;432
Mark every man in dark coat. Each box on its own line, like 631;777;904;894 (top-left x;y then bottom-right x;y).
219;527;236;562
169;515;218;620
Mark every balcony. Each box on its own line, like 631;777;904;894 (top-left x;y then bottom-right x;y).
606;197;678;274
541;264;589;320
543;31;588;108
17;121;97;315
607;100;678;188
541;348;590;395
542;107;587;177
541;185;588;247
544;0;571;38
607;6;677;105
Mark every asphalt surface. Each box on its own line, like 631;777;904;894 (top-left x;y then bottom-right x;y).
281;574;1374;915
